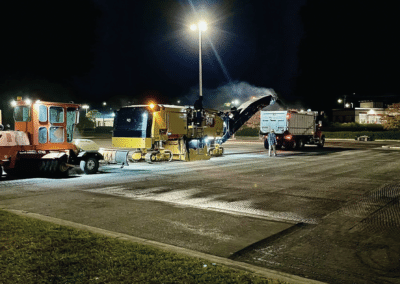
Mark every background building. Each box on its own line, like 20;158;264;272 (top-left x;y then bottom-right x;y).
332;101;386;124
95;112;115;127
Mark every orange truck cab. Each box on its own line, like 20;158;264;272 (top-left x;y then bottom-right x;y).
0;98;103;177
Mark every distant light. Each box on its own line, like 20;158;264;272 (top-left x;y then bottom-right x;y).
345;103;350;108
11;100;17;107
338;99;343;103
190;24;197;31
111;113;116;117
25;99;31;105
82;105;89;109
300;109;304;112
149;103;155;109
103;102;107;106
177;100;181;104
35;100;41;104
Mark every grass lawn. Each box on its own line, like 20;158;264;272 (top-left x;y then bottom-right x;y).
0;210;286;284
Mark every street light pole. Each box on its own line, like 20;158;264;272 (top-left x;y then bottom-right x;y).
191;21;207;98
199;27;202;97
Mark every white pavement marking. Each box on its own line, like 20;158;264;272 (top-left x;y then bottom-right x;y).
84;187;317;224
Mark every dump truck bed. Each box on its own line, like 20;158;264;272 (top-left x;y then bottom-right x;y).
260;111;316;135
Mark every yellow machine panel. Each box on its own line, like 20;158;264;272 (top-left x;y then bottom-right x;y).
112;137;152;149
167;111;187;135
203;112;224;138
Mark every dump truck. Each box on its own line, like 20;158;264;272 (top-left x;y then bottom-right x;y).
260;110;325;150
100;94;277;164
0;97;103;177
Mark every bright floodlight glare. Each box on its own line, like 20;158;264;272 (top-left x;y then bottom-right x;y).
149;103;155;109
25;98;31;105
345;103;350;108
198;21;207;31
338;99;343;103
82;105;89;109
11;100;17;107
190;24;197;31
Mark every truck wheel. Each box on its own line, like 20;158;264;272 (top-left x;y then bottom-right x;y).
49;160;58;174
80;157;99;174
292;140;297;149
264;139;269;150
56;161;70;177
298;139;305;149
41;160;53;174
317;137;325;148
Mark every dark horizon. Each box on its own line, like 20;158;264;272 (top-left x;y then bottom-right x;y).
1;0;400;125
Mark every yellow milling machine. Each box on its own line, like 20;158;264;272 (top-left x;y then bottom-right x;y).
100;94;276;164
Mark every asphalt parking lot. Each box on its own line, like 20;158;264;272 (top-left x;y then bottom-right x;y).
1;137;400;284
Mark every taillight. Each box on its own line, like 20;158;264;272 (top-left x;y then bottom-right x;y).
284;135;292;140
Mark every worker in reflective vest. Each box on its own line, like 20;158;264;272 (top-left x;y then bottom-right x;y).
267;129;277;157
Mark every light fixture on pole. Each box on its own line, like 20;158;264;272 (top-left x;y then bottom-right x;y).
190;20;207;97
82;104;89;115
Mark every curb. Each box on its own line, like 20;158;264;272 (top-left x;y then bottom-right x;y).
4;208;326;284
381;145;400;150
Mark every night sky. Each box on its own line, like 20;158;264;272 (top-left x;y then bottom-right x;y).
1;0;400;125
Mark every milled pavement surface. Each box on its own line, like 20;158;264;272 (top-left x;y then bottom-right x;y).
2;137;400;283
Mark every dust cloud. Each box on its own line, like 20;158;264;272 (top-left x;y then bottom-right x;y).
180;81;279;110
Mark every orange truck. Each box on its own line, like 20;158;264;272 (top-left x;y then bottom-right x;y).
0;97;103;177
